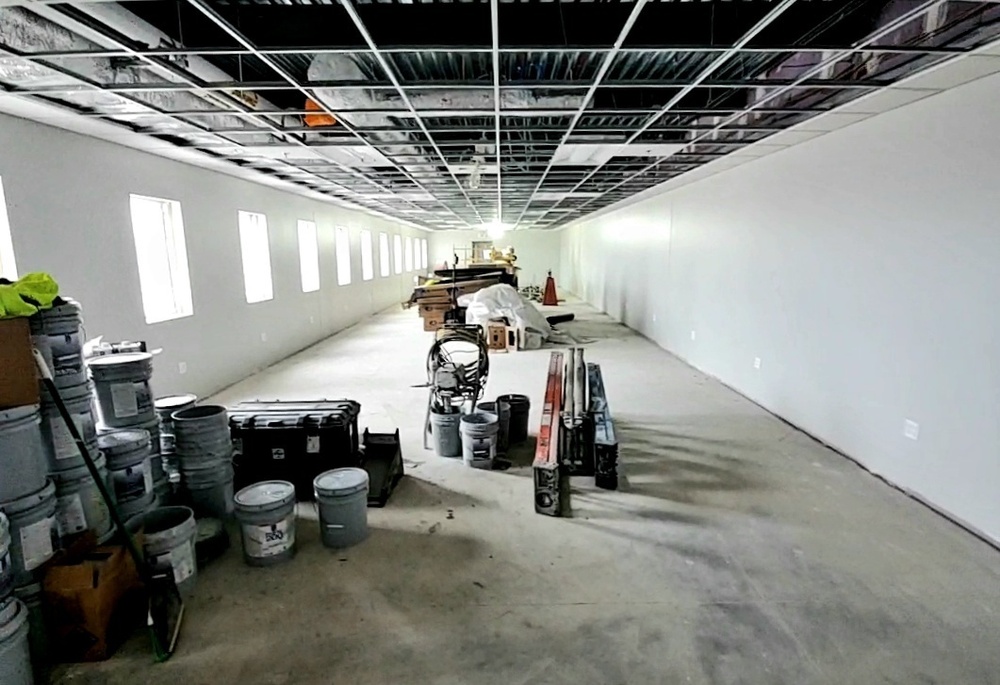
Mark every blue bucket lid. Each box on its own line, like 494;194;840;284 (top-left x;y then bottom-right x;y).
314;468;369;497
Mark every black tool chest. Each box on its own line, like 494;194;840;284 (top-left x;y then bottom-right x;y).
228;400;362;500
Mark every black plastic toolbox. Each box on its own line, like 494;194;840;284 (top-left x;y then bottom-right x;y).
228;400;361;500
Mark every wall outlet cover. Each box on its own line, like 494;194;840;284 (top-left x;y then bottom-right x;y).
690;330;697;341
904;419;920;440
260;332;268;342
178;361;187;374
754;357;762;370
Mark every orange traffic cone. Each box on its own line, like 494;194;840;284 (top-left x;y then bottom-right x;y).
542;270;559;306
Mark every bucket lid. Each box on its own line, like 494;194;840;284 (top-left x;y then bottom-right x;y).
0;404;40;425
51;452;106;484
0;479;55;516
88;352;152;370
314;468;369;497
235;480;296;510
461;411;499;427
97;429;150;456
155;394;198;412
172;405;227;422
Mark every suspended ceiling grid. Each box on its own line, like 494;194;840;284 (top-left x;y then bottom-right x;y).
1;0;999;230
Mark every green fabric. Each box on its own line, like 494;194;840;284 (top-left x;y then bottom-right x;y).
0;272;60;319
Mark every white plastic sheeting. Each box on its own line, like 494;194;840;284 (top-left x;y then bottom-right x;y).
458;284;551;340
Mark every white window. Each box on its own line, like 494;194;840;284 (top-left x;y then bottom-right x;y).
378;232;390;278
404;237;414;272
297;219;320;293
421;238;428;270
360;230;374;281
0;177;16;280
335;226;351;286
238;210;273;304
128;194;193;324
393;234;403;274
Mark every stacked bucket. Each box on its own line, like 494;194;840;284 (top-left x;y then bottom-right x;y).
154;394;197;499
171;406;235;520
0;510;33;684
87;349;160;521
430;394;531;470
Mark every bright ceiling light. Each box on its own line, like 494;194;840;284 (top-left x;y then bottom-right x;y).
483;220;511;239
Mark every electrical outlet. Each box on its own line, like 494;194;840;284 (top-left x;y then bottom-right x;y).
309;315;315;324
903;419;920;441
753;357;761;370
178;361;187;374
690;330;697;341
260;332;268;342
652;313;657;323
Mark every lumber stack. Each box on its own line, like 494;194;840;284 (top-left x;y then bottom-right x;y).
406;272;504;332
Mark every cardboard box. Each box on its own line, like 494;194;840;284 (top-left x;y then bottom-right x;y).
0;317;39;409
43;545;143;661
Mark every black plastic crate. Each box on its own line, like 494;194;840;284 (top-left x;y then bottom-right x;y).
228;400;361;500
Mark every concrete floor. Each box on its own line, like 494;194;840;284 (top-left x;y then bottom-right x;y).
57;302;1000;685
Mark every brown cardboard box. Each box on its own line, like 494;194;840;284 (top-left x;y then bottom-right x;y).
43;545;143;661
0;317;39;408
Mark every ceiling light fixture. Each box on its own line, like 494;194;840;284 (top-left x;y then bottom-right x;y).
483;220;512;239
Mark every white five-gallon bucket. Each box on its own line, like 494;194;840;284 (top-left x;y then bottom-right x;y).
313;468;369;549
88;352;155;428
97;429;154;506
126;506;198;597
0;406;48;504
0;480;58;587
39;380;98;472
0;598;33;685
51;454;113;543
234;481;297;567
459;412;499;470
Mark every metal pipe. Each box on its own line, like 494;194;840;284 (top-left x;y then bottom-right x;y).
573;347;586;427
563;347;576;428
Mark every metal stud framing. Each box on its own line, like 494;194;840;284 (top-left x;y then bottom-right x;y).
0;0;998;230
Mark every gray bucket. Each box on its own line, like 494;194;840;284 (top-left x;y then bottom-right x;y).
0;480;58;587
40;381;97;471
313;469;369;549
155;395;197;433
183;464;234;520
478;400;510;452
118;491;156;522
0;406;48;504
460;412;499;470
429;409;462;458
0;514;12;603
126;506;197;597
51;453;113;542
153;475;172;506
498;394;530;445
97;430;154;504
88;352;155;428
13;582;48;680
0;598;32;685
234;481;296;567
31;299;85;390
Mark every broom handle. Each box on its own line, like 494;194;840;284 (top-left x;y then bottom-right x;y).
32;349;150;579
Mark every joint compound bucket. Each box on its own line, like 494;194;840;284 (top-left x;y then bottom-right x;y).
0;480;58;587
184;463;234;520
88;352;155;428
126;506;197;597
118;491;156;522
0;514;12;603
234;481;296;567
429;408;462;458
460;412;499;470
0;406;48;504
155;395;197;449
31;299;85;389
40;381;97;471
13;583;48;677
97;430;153;504
313;469;369;549
498;394;530;445
0;598;32;685
52;453;112;542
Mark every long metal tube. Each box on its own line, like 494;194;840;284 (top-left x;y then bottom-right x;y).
563;347;576;428
574;347;586;427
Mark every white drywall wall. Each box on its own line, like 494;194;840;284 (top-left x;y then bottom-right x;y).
0;112;424;399
428;229;561;287
561;72;1000;543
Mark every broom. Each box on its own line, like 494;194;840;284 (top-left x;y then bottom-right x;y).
33;349;184;661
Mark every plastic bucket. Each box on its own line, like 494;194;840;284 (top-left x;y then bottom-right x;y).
118;491;156;522
88;352;155;428
0;514;12;603
183;464;234;520
429;409;462;458
313;469;369;549
155;395;197;429
0;599;32;685
40;381;98;471
126;506;197;597
0;406;48;503
98;430;154;504
498;394;530;445
31;299;85;389
478;400;510;451
234;481;296;567
0;480;58;586
51;454;113;542
460;412;499;470
13;582;47;679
